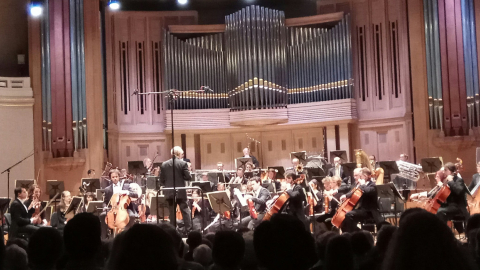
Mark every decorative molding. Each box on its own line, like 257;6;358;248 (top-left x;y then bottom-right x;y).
44;156;86;171
0;77;34;107
168;24;226;33
286;99;357;125
285;12;344;27
230;109;289;126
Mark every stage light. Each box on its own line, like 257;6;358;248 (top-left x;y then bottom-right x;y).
109;0;120;10
29;2;43;17
178;0;188;5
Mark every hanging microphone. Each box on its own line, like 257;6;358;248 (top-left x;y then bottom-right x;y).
201;86;214;93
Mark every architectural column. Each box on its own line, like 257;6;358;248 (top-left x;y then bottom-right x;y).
185;133;196;169
326;125;337;160
339;123;350;161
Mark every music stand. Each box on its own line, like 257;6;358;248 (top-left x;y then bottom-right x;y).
235;158;252;170
208;172;224;185
46;180;64;211
267;166;285;179
81;178;100;193
15;179;36;190
192;182;212;193
65;197;82;217
128;161;148;176
207;191;231;231
150;195;169;222
378;161;400;183
44;206;52;223
290;151;307;165
376;183;404;226
146;176;160;190
330;150;348;163
86;201;104;216
96;189;106;202
421;157;443;173
244;172;254;179
342;162;357;185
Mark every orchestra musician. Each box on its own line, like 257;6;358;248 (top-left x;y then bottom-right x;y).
468;161;480;192
316;177;343;231
189;189;212;231
160;146;192;234
309;179;323;213
369;155;380;169
436;162;469;233
399;153;408;162
128;183;149;223
217;162;231;183
245;162;254;172
328;157;348;185
99;169;138;239
9;187;40;238
263;168;281;192
285;172;309;230
25;184;47;225
243;148;259;168
339;167;382;233
230;167;245;184
143;157;153;174
87;169;96;178
51;190;72;232
240;177;271;230
410;169;446;200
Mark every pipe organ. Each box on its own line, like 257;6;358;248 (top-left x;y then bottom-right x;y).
163;6;353;111
423;0;479;136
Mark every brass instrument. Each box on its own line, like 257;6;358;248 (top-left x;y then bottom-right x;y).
354;149;384;184
295;163;304;173
396;160;424;182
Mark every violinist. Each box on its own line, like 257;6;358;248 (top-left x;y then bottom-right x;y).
285;173;309;230
9;187;40;238
189;189;211;231
309;179;323;214
99;169;138;239
339;167;382;233
245;162;254;173
240;177;271;230
128;183;149;223
263;168;281;193
25;184;47;225
230;167;245;184
51;190;72;233
436;162;469;233
316;177;343;231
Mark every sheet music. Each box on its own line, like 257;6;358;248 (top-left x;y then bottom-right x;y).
233;188;248;211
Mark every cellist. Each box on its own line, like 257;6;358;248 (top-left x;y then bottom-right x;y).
339;167;382;233
99;169;138;239
436;162;469;233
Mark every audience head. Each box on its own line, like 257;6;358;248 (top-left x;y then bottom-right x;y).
254;214;317;270
187;231;203;250
5;244;28;270
64;213;101;260
110;224;178;270
467;214;480;236
193;244;212;267
157;223;184;257
212;231;245;269
375;225;397;253
205;233;216;246
398;207;428;227
383;211;477;270
241;231;258;270
315;231;338;261
324;235;354;270
350;231;374;256
28;227;63;269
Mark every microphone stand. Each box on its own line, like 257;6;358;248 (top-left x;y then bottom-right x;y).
1;152;34;207
133;87;212;227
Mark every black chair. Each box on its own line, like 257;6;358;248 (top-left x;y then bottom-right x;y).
5;213;31;240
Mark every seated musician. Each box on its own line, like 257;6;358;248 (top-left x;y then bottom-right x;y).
189;189;212;231
240;177;271;230
78;192;97;213
9;187;40;238
469;161;480;192
328;157;349;187
217;162;231;183
263;168;281;192
285;173;309;230
316;177;343;231
128;183;149;223
436;162;469;233
99;169;138;239
243;147;259;168
339;167;382;233
230;167;245;184
245;162;254;173
25;184;47;225
51;190;72;232
309;179;323;213
410;169;446;200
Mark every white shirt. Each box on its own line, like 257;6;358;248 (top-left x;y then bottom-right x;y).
18;198;28;212
113;180;124;194
335;165;341;177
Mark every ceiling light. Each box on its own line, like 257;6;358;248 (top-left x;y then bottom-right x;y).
109;0;120;10
178;0;188;5
29;2;43;17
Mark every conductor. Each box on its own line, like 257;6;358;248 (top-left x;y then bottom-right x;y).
160;146;192;233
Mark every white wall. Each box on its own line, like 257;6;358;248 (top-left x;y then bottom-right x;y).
0;77;34;197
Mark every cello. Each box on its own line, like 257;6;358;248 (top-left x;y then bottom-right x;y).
105;193;131;237
331;187;363;228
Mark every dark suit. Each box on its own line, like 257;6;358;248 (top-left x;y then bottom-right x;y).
99;181;138;239
160;157;192;231
240;187;271;230
341;181;383;233
286;184;309;230
244;155;260;168
328;165;350;187
437;175;469;232
316;192;342;232
9;198;38;239
469;173;480;193
189;199;212;232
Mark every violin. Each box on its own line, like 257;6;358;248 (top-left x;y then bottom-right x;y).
137;194;146;223
308;194;314;216
324;192;329;213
